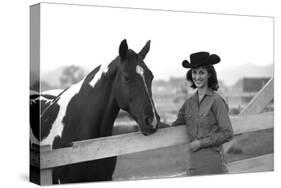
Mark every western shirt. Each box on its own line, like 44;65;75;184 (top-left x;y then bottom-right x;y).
172;89;233;150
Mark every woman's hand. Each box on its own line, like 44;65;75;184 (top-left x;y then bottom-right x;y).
190;140;201;152
158;122;170;128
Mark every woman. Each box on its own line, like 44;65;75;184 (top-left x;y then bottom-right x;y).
172;51;233;176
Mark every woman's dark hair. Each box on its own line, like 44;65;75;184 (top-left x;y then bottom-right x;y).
186;65;219;91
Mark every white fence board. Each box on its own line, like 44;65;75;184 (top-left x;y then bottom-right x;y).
40;112;273;169
228;153;273;173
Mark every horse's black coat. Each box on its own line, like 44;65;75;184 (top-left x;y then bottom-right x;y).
30;94;60;141
30;40;160;184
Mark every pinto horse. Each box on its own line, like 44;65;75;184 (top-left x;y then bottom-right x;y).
30;39;160;184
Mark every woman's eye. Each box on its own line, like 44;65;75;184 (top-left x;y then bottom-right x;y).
199;71;205;75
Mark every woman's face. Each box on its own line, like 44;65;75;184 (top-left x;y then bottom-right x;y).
191;67;210;89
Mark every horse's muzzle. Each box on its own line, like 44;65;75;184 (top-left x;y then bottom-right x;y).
141;127;157;136
141;117;158;135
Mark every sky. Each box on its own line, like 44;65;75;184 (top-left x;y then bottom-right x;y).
37;3;274;81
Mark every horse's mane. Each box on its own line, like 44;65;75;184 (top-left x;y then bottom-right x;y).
82;57;119;87
40;88;68;118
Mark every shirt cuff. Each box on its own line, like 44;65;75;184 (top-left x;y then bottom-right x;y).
200;137;211;148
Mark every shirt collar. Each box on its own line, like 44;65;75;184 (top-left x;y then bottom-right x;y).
192;88;215;99
205;88;215;96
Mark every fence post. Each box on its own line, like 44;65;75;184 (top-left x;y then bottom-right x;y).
239;78;274;115
40;145;52;185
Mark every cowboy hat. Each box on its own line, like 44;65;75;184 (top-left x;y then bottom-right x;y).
182;52;220;69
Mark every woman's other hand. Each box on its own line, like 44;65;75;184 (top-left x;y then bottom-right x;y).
158;122;171;128
190;140;201;152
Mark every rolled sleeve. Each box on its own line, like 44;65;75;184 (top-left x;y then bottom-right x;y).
172;102;186;126
200;96;233;148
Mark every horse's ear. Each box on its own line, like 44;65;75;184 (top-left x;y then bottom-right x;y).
139;40;151;60
119;39;128;61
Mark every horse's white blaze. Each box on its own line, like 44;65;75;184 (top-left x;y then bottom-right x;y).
89;64;109;88
40;79;84;147
136;65;157;128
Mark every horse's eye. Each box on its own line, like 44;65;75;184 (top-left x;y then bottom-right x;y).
124;75;130;82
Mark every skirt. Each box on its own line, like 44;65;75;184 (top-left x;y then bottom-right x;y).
186;148;228;176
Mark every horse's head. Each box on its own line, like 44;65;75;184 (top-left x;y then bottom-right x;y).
113;39;160;136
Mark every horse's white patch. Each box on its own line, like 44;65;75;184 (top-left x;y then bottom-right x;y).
38;96;52;104
30;95;52;105
30;128;39;145
136;65;157;128
89;64;109;88
40;79;84;148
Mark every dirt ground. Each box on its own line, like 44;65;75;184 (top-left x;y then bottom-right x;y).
113;128;273;180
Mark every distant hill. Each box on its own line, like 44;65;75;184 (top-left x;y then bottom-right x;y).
41;66;65;88
41;66;90;88
218;63;273;86
41;63;273;89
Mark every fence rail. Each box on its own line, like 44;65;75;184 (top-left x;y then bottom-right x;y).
30;78;274;185
228;153;274;173
34;112;273;169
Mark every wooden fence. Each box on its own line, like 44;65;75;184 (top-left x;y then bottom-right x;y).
30;78;274;185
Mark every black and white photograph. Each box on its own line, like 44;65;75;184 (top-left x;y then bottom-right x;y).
28;1;274;186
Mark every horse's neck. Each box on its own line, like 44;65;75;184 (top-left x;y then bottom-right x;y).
84;63;120;137
97;94;120;137
60;72;119;141
88;79;120;138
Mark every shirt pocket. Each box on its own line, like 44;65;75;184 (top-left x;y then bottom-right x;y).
185;113;197;140
198;110;217;137
185;112;193;124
